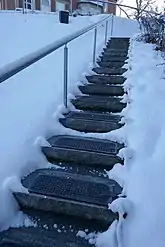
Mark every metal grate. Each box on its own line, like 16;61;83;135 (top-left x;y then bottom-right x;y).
50;136;118;155
67;112;121;122
29;174;111;206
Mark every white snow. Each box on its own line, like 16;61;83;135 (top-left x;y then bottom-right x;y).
0;11;138;231
97;38;165;247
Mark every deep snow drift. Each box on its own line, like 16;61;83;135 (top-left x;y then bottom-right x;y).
0;11;138;230
96;39;165;247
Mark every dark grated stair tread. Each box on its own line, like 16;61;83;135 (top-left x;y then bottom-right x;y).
42;135;124;168
93;67;127;75
97;60;126;68
47;160;109;178
103;47;128;52
0;209;110;247
86;75;126;84
79;84;124;96
72;95;126;113
14;168;120;225
99;55;128;62
60;111;123;133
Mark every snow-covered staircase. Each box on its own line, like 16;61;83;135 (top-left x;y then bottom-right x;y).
0;37;129;247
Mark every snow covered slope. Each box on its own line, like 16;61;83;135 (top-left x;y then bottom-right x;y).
96;39;165;247
0;11;138;230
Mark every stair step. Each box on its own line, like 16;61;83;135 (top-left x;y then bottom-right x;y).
42;135;123;167
48;160;109;177
60;111;122;133
99;55;127;62
93;67;127;75
86;75;126;84
102;51;128;57
0;210;106;247
106;43;129;49
97;61;125;68
72;95;126;112
14;169;119;224
107;38;130;44
79;84;124;96
103;47;128;52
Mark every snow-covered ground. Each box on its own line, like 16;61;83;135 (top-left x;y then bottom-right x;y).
0;11;138;230
96;39;165;247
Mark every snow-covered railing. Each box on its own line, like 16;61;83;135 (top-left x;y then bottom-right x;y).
0;14;112;108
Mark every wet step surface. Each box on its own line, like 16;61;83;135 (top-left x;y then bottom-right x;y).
42;135;123;168
99;54;128;62
93;67;127;75
72;95;126;112
97;60;125;68
0;209;109;247
79;84;124;96
14;169;120;225
59;111;123;133
86;75;126;84
0;37;129;247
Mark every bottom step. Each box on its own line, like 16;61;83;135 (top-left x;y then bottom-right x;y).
0;209;107;247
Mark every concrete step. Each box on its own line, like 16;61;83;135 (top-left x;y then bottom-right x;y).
103;47;128;52
102;50;128;57
99;55;128;62
14;169;120;224
60;111;122;133
0;209;109;247
42;135;123;168
107;38;130;44
86;75;126;85
106;44;129;49
72;95;126;112
48;160;109;178
79;84;124;96
93;67;127;75
97;60;125;68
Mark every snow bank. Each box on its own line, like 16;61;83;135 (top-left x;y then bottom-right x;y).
99;39;165;247
121;39;165;247
0;12;138;230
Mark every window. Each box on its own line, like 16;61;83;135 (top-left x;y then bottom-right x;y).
24;0;34;9
42;0;50;6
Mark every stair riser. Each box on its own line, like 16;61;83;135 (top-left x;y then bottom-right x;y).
102;52;128;57
42;147;123;168
100;56;128;62
93;68;127;75
72;99;126;113
60;118;123;133
79;85;124;96
103;47;128;52
14;192;117;225
97;61;125;68
86;75;126;84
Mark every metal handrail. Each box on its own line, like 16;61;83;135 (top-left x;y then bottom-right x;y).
0;14;111;107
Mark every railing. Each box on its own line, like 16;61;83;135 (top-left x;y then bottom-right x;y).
0;14;113;108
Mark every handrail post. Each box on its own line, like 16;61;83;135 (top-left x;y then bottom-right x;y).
64;44;68;108
93;27;97;64
105;20;108;45
110;14;114;37
22;0;25;14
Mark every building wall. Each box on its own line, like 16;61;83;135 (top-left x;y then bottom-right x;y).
107;0;116;14
0;0;15;10
78;2;102;14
